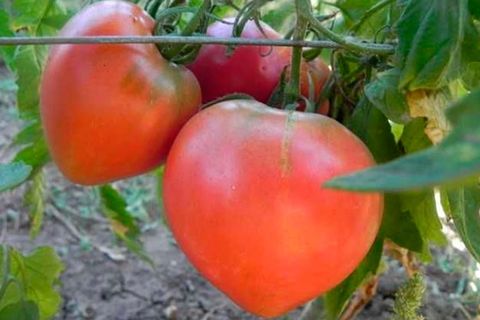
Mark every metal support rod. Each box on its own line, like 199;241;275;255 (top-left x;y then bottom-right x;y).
0;35;395;53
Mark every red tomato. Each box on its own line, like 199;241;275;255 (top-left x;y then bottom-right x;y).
40;0;201;185
188;18;330;114
187;18;291;104
164;100;383;317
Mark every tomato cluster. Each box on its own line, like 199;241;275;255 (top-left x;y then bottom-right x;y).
40;1;383;317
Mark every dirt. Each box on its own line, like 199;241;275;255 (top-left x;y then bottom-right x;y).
0;67;479;320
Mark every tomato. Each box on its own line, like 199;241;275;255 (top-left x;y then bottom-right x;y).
40;0;201;185
164;99;383;317
188;18;330;114
187;18;291;104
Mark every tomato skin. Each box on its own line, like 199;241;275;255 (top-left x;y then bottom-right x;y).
164;100;383;317
187;18;291;104
40;1;201;185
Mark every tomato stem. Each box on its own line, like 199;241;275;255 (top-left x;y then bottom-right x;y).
159;0;212;62
298;0;394;55
284;0;309;110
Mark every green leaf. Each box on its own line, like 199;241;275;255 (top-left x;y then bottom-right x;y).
99;185;153;265
335;0;391;37
0;162;32;192
11;0;69;34
0;246;64;320
402;191;447;259
468;0;480;19
14;136;50;175
0;9;16;69
14;121;43;146
460;17;480;90
324;237;383;319
365;69;411;124
0;301;39;320
325;90;480;192
9;0;69;119
380;194;423;253
399;118;431;153
444;185;480;262
25;171;45;239
347;99;401;164
396;0;467;90
13;46;44;119
262;0;295;33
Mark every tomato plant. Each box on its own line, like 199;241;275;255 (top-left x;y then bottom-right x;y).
163;99;382;317
1;0;480;319
41;1;201;185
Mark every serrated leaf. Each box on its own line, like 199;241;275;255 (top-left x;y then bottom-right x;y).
0;162;32;192
0;300;39;320
25;171;45;239
14;46;43;119
100;185;153;265
324;237;383;319
9;0;69;120
11;0;69;33
365;69;411;124
0;246;64;320
444;185;480;262
396;0;467;90
325;90;480;192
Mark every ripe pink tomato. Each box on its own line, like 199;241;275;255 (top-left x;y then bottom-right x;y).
164;99;383;317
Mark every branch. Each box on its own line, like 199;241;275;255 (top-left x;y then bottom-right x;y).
297;0;395;55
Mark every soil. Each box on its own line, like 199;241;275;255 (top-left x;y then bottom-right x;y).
0;67;479;320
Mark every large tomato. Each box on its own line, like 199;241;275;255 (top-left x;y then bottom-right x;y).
40;0;201;185
164;99;383;317
188;18;290;104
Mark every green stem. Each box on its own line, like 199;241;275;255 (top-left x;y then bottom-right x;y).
298;0;394;55
350;0;395;34
233;0;271;37
0;246;10;300
284;0;309;109
161;0;212;60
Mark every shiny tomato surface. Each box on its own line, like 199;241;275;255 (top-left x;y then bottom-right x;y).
41;0;201;185
164;99;383;317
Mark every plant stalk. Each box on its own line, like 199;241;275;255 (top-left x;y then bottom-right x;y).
284;0;309;109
